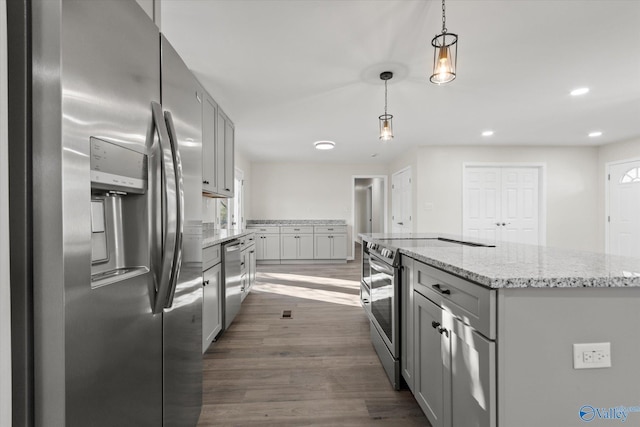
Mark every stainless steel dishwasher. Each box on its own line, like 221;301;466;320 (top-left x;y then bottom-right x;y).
222;239;242;331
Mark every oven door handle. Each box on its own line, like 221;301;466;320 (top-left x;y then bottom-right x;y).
370;256;394;276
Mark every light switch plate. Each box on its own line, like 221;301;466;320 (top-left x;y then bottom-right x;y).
573;342;611;369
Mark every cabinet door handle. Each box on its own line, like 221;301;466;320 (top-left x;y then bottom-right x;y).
431;321;440;329
438;327;449;337
432;284;451;295
203;180;210;185
203;280;210;286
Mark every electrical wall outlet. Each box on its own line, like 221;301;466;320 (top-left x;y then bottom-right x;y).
573;342;612;369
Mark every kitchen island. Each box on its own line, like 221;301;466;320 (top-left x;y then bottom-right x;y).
361;233;640;427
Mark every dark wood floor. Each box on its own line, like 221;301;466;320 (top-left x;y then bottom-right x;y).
198;244;430;426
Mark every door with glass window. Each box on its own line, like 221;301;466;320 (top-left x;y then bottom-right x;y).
608;160;640;258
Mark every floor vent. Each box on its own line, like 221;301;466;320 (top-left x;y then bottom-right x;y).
281;310;292;319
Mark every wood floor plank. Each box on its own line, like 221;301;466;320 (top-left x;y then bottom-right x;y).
198;246;430;426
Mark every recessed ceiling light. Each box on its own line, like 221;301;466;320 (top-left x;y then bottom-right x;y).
588;131;602;138
482;130;494;137
570;87;590;96
314;140;335;150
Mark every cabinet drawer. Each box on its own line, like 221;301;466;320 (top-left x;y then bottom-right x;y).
414;261;496;339
203;244;221;271
314;225;346;234
280;226;313;234
247;226;279;234
245;232;256;245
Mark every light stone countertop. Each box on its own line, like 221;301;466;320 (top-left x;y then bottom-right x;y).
247;219;347;226
361;233;640;289
203;229;255;248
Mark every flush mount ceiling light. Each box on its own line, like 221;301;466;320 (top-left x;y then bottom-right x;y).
588;131;603;138
571;87;590;96
379;71;394;141
430;0;458;85
482;130;494;137
314;140;335;150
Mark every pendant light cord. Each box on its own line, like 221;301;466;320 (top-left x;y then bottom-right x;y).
441;0;447;34
384;79;388;116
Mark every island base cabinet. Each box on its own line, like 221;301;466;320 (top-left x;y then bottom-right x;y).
400;256;415;391
450;319;496;427
414;291;496;427
414;292;448;427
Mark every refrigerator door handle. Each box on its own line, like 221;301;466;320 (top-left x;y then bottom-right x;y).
162;110;185;309
151;101;179;314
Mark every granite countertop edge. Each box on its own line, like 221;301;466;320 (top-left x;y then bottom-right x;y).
202;229;255;248
247;219;347;226
360;233;640;289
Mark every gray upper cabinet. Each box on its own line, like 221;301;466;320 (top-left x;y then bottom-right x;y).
216;109;235;198
202;92;218;194
200;86;234;198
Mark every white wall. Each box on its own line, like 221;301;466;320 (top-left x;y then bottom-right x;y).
410;145;600;252
235;148;251;221
1;0;12;423
250;162;388;258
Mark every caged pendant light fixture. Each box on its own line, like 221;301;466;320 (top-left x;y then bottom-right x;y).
378;71;394;141
430;0;458;84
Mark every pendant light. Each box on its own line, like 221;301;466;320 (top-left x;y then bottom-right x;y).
378;71;394;141
430;0;458;84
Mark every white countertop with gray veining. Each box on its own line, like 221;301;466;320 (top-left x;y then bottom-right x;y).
361;233;640;289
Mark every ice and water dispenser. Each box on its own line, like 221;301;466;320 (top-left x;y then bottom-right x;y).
90;137;152;287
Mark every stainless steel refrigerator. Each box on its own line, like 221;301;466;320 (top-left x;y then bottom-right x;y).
8;1;203;426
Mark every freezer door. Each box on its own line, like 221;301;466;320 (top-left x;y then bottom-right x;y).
30;1;163;426
160;35;204;427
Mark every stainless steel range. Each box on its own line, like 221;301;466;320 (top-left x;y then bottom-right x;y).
363;238;402;389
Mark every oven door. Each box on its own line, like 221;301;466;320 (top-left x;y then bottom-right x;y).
369;253;399;358
361;242;371;287
360;281;371;319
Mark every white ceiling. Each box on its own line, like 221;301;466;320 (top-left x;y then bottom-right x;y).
161;0;640;164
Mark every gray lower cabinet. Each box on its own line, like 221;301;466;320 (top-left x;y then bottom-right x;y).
414;291;447;427
281;233;313;260
256;234;280;260
412;259;496;427
400;256;415;391
202;262;222;353
314;234;346;259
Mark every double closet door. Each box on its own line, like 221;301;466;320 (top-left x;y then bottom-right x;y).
463;167;540;245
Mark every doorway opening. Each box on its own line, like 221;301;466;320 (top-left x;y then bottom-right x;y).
352;176;388;260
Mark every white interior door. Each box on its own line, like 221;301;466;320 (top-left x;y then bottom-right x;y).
464;168;501;242
392;168;412;233
608;160;640;258
464;166;540;245
501;168;539;244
